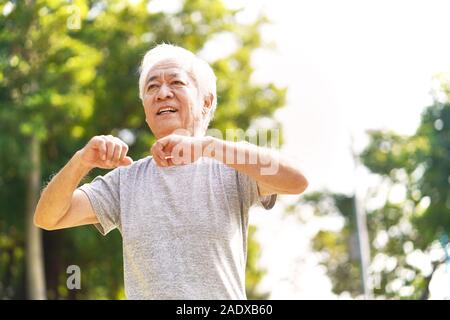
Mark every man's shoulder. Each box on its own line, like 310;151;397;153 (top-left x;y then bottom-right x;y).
116;156;153;177
131;155;153;167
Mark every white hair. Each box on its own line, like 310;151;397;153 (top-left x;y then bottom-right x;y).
138;44;218;131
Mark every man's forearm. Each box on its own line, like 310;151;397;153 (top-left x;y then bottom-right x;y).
203;137;308;194
34;151;92;228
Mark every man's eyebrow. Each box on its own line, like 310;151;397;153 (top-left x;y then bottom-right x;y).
145;73;184;86
146;75;158;84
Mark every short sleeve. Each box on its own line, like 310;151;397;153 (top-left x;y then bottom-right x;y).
236;171;277;211
78;168;121;236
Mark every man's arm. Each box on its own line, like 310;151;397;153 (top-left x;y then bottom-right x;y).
204;137;308;196
150;134;308;196
34;135;133;231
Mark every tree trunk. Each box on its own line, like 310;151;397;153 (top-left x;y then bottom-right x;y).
25;135;47;299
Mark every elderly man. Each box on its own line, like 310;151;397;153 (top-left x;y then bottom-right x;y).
34;44;308;299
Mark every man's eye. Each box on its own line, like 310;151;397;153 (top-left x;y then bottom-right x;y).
172;80;184;85
147;84;158;91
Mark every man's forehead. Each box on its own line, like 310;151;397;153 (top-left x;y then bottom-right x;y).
146;59;191;80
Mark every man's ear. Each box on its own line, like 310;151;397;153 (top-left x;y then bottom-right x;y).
202;93;214;116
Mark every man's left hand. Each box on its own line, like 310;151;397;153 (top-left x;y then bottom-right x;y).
151;134;209;167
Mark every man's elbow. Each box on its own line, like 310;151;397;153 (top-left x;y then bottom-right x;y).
292;174;308;194
33;212;58;231
33;216;49;230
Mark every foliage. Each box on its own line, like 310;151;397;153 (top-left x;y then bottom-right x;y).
0;0;286;299
302;78;450;299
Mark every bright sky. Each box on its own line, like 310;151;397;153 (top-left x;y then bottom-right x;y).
223;0;450;299
246;0;450;193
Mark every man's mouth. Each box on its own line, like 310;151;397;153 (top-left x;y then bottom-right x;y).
156;106;178;115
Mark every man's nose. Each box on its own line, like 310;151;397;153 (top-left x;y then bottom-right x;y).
156;84;174;100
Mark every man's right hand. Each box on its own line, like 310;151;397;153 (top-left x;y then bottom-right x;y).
78;135;134;170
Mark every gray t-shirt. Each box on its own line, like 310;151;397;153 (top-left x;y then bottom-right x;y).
78;156;276;300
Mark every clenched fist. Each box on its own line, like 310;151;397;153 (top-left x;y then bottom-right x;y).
78;135;134;169
151;134;211;167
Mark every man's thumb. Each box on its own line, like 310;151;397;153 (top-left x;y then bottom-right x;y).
120;156;134;166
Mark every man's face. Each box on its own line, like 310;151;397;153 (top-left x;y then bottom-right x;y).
142;59;205;139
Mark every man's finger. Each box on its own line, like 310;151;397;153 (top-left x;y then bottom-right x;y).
118;143;129;163
152;142;168;166
93;137;107;161
166;157;175;166
164;155;175;166
150;145;164;167
153;153;165;167
157;152;168;167
105;139;115;163
119;156;134;166
112;143;122;166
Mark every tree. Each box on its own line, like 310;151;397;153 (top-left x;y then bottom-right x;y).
0;0;285;299
0;0;103;299
299;76;450;299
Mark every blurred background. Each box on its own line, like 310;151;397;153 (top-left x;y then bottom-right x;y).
0;0;449;300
